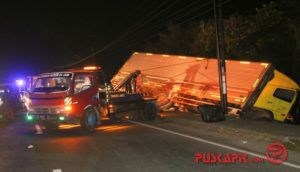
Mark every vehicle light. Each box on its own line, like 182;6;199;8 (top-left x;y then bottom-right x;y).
64;106;72;111
26;115;33;120
59;116;65;121
16;79;25;87
252;78;259;88
240;61;250;64
108;104;114;113
261;63;269;68
83;66;101;70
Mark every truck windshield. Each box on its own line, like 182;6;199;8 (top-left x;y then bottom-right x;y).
33;76;71;93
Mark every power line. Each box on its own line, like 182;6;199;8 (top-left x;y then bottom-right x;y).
102;0;231;54
101;1;214;53
51;0;177;70
51;0;231;70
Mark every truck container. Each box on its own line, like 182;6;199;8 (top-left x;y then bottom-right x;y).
111;52;300;122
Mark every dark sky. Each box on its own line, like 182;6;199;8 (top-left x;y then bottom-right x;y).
0;0;274;82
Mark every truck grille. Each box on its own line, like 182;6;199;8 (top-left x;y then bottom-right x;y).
30;106;62;114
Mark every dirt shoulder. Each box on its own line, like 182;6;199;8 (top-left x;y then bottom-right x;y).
158;111;300;151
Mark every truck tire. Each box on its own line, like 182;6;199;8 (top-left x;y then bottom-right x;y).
141;102;158;121
81;107;99;132
198;105;224;122
242;109;273;121
44;121;59;131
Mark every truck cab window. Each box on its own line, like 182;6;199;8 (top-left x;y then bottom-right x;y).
74;74;94;94
273;88;295;102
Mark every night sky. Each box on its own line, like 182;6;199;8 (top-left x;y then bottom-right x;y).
0;0;274;82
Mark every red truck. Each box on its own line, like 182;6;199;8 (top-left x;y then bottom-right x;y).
26;66;158;132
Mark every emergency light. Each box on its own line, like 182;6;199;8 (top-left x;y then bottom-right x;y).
83;66;101;70
16;79;24;86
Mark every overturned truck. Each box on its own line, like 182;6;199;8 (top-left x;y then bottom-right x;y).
112;52;300;122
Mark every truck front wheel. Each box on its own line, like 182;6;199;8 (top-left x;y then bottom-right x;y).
81;108;99;132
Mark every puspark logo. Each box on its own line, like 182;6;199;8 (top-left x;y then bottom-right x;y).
266;143;287;164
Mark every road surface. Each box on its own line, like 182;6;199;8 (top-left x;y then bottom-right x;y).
0;115;299;172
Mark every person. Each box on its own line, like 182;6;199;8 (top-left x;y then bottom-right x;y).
75;76;92;93
0;89;15;120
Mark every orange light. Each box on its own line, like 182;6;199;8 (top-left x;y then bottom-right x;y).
146;53;152;56
211;95;220;98
240;61;250;64
83;66;101;70
108;104;114;108
178;56;187;59
187;90;196;94
173;87;181;91
261;63;269;68
197;58;204;60
252;78;259;88
64;106;72;111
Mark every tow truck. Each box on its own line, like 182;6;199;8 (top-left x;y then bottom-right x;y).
26;66;158;132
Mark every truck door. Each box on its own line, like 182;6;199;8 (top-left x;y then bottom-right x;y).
72;73;98;117
272;88;297;121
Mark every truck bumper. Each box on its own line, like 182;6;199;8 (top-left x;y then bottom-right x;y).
26;113;80;124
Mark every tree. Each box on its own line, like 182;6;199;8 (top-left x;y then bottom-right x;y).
145;1;300;81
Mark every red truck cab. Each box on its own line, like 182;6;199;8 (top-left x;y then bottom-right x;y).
27;67;103;131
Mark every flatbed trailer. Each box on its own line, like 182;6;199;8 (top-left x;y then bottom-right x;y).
112;52;300;122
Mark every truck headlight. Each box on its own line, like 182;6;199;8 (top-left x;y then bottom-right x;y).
64;105;72;111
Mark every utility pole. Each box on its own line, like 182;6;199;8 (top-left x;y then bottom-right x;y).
213;0;228;116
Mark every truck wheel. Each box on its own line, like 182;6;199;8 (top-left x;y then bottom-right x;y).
198;105;224;122
141;102;158;121
44;122;59;131
81;108;98;132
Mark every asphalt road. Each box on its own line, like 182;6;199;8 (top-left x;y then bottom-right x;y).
0;115;299;172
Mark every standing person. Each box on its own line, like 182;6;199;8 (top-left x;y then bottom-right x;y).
1;89;15;120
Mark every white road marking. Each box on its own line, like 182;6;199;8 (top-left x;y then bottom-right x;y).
35;124;43;135
52;169;62;172
127;120;300;170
